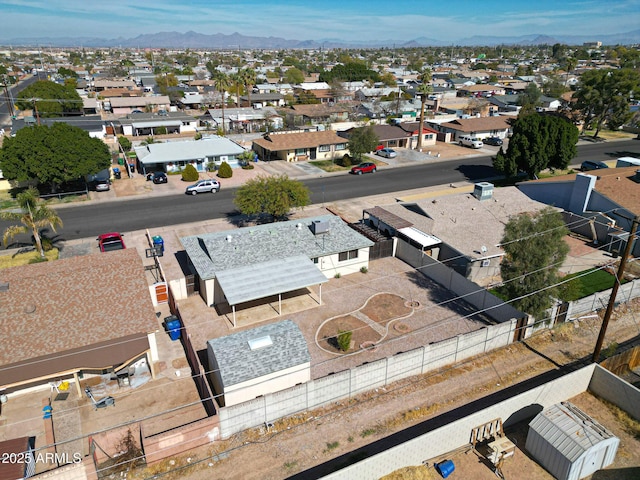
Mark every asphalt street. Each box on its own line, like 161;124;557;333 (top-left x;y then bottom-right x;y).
0;135;639;246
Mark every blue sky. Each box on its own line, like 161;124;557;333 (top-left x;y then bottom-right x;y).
0;0;639;43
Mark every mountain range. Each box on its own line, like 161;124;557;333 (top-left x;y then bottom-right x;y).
4;29;640;49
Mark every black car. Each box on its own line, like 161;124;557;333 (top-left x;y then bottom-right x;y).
580;161;609;172
147;171;168;184
482;136;503;146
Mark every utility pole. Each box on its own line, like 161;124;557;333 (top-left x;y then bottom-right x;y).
592;215;639;362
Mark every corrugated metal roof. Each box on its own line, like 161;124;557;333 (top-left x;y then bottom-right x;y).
207;319;310;387
398;227;441;248
216;255;327;306
528;402;616;463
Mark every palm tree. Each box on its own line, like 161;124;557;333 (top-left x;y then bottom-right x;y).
241;68;257;108
212;71;231;135
416;69;433;152
1;187;63;258
230;72;243;108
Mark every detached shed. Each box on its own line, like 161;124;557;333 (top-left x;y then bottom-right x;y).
207;320;310;407
525;402;619;480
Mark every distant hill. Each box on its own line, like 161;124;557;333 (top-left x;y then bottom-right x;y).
4;29;640;49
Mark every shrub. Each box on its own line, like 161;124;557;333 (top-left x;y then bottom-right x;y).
156;126;167;135
334;272;341;278
181;164;199;182
118;136;132;151
217;161;233;178
360;266;368;274
194;132;203;140
337;330;352;352
242;163;255;170
339;154;352;167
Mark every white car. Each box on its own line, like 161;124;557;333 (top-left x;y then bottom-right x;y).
377;148;397;158
185;179;220;195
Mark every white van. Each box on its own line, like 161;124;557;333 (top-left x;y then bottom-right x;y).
458;135;483;149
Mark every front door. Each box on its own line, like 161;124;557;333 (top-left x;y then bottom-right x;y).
310;148;317;160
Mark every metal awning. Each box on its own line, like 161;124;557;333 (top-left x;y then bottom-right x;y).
398;227;441;248
215;255;328;306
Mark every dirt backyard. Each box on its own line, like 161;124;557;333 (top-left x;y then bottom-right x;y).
116;296;640;480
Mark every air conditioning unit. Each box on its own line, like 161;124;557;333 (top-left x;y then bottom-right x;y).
473;182;494;201
481;259;491;267
311;220;330;235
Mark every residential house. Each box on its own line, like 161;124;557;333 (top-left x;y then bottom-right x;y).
92;79;137;92
435;116;512;142
398;121;439;150
361;185;551;284
179;215;373;325
238;92;285;108
10;114;107;139
294;82;334;104
458;84;506;98
201;107;283;134
286;104;351;127
252;130;349;162
207;320;310;407
517;168;640;257
133;136;245;173
117;111;198;136
103;95;171;115
0;249;159;397
354;87;399;101
339;124;411;149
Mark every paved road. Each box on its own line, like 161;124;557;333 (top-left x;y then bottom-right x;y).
1;140;639;245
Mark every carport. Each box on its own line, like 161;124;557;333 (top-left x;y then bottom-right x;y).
131;120;182;136
215;255;328;327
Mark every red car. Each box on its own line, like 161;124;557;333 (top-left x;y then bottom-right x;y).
350;162;377;175
97;233;126;252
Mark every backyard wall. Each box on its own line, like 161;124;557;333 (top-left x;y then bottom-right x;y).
396;240;525;324
561;278;640;321
218;319;516;438
320;364;635;480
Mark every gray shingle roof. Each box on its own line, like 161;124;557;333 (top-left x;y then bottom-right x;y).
181;214;373;280
207;319;310;387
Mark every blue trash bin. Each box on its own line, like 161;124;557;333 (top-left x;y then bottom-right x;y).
435;460;455;478
152;235;164;256
165;316;181;341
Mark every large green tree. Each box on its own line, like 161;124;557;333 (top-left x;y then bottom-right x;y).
0;123;111;191
234;174;310;221
15;80;83;118
347;126;379;161
493;114;578;178
319;62;381;83
573;68;640;137
1;187;63;258
497;207;569;320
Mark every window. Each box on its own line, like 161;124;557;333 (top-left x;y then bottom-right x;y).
318;144;330;152
335;143;346;151
312;257;319;264
338;249;359;262
295;148;306;155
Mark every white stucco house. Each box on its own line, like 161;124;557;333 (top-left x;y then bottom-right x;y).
207;319;310;407
179;215;373;325
133;136;246;173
